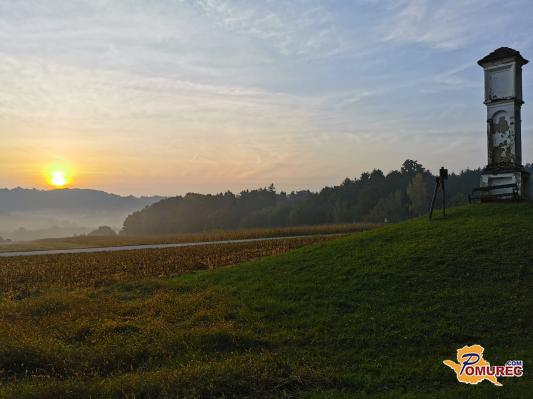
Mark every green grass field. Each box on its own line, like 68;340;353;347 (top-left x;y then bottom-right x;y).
1;203;531;398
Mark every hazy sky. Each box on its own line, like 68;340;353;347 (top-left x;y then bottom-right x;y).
1;0;533;196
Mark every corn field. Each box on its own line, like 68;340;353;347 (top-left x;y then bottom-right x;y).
0;236;335;298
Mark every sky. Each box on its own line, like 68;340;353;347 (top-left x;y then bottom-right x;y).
1;0;533;196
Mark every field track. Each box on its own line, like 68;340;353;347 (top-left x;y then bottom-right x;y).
0;233;344;257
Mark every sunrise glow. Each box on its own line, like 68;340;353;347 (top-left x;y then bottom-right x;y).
44;163;73;188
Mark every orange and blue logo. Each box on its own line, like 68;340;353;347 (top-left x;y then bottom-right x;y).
443;344;523;386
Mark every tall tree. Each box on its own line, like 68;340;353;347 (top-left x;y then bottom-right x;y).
406;173;428;217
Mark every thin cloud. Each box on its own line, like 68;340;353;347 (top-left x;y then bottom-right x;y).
195;0;347;58
380;0;521;50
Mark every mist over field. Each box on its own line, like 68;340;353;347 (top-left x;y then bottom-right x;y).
0;188;163;240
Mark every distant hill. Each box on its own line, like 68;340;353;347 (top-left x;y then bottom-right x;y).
0;188;164;240
0;187;163;213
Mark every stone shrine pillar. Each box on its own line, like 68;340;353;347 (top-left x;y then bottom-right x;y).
478;47;529;200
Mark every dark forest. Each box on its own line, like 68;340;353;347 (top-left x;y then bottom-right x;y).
121;160;533;235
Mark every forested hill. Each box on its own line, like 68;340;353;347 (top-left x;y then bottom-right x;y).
121;160;533;235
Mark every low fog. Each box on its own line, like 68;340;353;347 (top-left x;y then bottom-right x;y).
0;188;163;241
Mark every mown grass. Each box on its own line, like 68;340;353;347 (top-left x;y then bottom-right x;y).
0;223;377;252
0;203;532;398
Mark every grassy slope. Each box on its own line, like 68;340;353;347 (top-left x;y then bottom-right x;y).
1;203;532;398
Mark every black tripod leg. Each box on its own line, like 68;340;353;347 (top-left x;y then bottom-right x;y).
442;181;446;217
429;178;439;220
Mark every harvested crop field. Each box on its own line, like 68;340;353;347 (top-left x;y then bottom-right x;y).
0;235;335;298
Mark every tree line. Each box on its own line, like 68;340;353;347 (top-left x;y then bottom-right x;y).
121;160;533;235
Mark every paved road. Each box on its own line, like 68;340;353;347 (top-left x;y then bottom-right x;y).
0;233;344;258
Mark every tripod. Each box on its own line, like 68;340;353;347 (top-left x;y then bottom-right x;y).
429;167;448;220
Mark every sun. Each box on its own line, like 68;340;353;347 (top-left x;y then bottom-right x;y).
44;163;73;188
50;170;67;187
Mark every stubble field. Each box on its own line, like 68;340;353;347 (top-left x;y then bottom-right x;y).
0;235;335;299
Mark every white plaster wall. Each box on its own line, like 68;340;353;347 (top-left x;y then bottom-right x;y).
484;63;515;102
